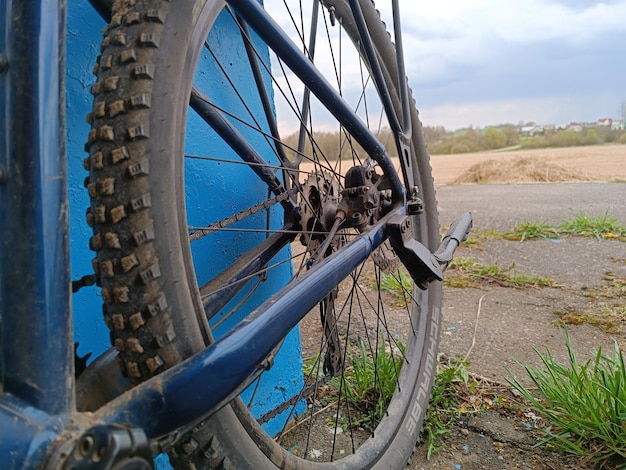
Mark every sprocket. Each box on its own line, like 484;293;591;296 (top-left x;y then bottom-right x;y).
372;240;400;272
298;172;343;256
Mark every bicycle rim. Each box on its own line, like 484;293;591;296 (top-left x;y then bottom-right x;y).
86;0;441;467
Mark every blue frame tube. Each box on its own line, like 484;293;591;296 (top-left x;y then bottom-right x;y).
229;0;405;204
0;0;414;463
0;394;66;468
201;227;295;321
348;0;402;135
96;209;397;438
0;0;74;415
190;88;287;198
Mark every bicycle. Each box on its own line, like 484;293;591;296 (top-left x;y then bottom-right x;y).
0;0;471;468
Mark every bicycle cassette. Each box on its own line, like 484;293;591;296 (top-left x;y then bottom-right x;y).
298;172;342;254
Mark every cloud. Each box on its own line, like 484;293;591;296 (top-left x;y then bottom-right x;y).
419;93;621;130
395;0;626;44
263;0;626;131
375;0;626;128
396;0;626;79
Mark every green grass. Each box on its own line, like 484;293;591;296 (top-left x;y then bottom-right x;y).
506;212;626;241
330;339;405;430
379;270;413;307
445;257;558;289
437;211;625;246
504;221;560;241
559;211;626;239
380;260;557;293
440;226;501;246
422;356;475;459
380;270;412;296
507;330;626;465
302;350;324;377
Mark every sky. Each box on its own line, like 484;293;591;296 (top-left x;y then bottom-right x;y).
374;0;626;130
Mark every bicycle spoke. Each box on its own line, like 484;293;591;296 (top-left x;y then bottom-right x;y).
189;0;414;457
87;0;442;466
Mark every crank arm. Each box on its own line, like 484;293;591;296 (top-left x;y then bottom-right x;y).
387;212;472;289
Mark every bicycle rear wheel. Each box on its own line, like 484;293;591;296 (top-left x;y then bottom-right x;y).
86;0;441;467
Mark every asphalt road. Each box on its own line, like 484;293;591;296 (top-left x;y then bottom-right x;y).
435;181;626;232
431;180;626;383
407;181;626;469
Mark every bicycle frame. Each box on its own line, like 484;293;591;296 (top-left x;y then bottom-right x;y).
0;0;441;467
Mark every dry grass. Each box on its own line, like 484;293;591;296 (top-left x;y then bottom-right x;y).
430;144;626;185
451;157;593;184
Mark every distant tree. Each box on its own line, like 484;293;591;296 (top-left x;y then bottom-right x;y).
282;121;623;160
450;142;471;154
460;128;480;147
422;125;449;144
481;127;507;150
519;136;548;149
500;124;520;146
550;129;580;147
594;125;613;143
428;141;453;155
584;128;599;145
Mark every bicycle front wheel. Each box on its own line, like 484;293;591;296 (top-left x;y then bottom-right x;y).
86;0;441;467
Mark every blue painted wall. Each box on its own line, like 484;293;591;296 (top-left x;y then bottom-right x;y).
66;0;304;448
66;1;111;360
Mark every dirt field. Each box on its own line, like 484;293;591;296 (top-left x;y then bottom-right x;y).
430;144;626;185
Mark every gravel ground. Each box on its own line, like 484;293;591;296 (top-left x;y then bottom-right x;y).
408;182;626;469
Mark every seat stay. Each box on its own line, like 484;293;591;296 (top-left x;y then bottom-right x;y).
229;0;406;205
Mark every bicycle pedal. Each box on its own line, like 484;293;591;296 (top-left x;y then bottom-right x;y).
387;212;472;289
434;211;473;266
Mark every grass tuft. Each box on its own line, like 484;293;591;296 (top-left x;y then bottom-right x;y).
445;257;557;289
505;221;560;241
506;211;626;241
330;339;404;430
559;211;626;239
422;356;474;459
507;330;626;465
380;270;412;296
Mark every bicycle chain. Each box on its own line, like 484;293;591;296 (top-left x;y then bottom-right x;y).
257;374;333;424
72;189;301;292
80;183;324;423
189;187;300;242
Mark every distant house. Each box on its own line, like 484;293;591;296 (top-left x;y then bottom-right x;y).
597;118;613;127
611;120;624;131
520;125;544;136
566;123;583;132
